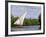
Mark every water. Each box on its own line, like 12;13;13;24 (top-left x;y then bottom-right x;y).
11;25;40;31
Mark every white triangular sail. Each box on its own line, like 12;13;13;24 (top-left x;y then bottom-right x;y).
14;12;27;25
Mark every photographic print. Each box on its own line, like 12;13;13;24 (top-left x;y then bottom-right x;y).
5;1;45;36
11;4;41;31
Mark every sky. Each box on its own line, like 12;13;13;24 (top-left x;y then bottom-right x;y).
11;5;41;19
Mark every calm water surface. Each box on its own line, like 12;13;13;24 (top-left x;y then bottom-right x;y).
11;25;40;31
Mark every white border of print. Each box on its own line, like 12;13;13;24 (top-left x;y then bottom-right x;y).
8;2;43;35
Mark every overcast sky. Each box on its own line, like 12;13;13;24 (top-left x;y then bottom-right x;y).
11;5;41;19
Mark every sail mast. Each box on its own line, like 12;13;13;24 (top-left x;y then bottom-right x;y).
14;12;27;25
